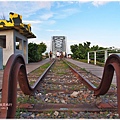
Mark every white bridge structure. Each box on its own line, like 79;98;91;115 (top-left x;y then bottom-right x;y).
51;36;66;58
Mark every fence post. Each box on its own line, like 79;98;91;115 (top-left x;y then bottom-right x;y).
94;51;96;65
88;52;89;63
104;50;108;63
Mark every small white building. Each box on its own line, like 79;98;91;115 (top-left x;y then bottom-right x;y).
0;12;36;65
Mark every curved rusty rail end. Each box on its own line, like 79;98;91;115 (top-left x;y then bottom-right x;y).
94;54;120;96
0;54;55;118
65;54;120;117
94;54;120;118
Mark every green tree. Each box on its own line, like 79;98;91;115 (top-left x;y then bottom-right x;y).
84;41;91;49
78;43;85;59
70;41;120;64
70;44;79;58
28;42;47;62
70;41;91;59
91;45;105;51
83;41;91;59
38;42;47;53
28;43;39;62
38;42;47;60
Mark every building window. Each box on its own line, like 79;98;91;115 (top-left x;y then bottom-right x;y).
0;35;6;48
16;37;22;50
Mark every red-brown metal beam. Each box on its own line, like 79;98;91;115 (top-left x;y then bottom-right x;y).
0;54;55;118
65;54;120;117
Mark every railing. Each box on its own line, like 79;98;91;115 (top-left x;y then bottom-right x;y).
88;49;108;65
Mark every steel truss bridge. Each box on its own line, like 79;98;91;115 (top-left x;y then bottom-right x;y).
51;36;66;58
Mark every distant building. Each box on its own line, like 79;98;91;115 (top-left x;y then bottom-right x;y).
51;36;66;58
0;12;36;65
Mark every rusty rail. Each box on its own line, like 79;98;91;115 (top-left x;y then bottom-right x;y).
0;54;55;118
64;54;120;117
1;54;120;118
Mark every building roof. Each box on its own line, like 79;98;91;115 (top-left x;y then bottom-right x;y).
0;12;36;38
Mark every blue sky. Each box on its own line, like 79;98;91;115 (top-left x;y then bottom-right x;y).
0;1;120;53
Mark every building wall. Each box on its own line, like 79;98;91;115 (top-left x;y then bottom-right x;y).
14;30;28;64
0;30;28;66
0;30;14;65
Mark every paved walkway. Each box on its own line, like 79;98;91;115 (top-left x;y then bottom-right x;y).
0;58;50;89
0;58;117;90
26;58;50;74
66;58;116;85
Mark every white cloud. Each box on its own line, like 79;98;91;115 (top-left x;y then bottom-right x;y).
77;1;110;7
78;1;90;3
40;13;54;20
36;1;53;10
46;20;56;25
54;8;80;19
63;8;79;13
23;20;43;24
22;20;43;33
55;1;73;8
92;1;109;7
0;1;53;19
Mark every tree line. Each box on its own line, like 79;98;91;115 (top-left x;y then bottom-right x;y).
28;41;120;63
70;41;120;62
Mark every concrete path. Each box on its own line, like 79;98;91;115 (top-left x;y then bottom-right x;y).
66;58;116;85
0;58;50;90
0;58;117;90
26;58;50;74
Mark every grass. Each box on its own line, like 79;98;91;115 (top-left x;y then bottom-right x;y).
52;61;69;75
48;109;54;115
57;71;66;75
80;67;91;74
15;108;27;118
74;58;105;67
17;95;37;104
88;60;105;67
29;81;35;86
30;62;50;75
28;62;51;86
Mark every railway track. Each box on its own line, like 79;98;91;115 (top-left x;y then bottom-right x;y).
0;54;120;118
17;59;117;118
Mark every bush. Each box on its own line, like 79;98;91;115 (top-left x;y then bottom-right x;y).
28;43;40;62
28;42;47;62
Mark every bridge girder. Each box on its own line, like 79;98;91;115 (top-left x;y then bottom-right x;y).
51;36;66;57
